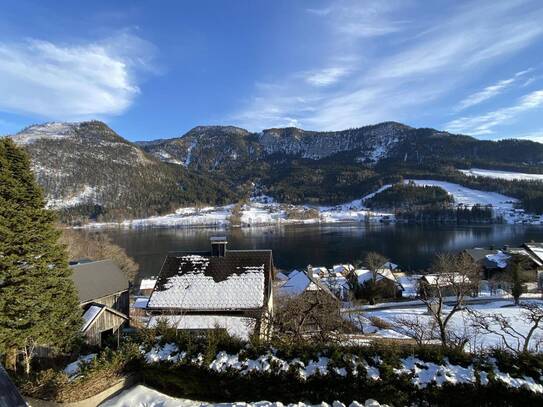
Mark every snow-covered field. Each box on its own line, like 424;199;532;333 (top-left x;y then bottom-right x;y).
460;168;543;182
100;385;387;407
352;299;543;352
81;179;543;229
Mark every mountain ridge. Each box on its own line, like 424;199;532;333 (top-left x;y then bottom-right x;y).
10;120;543;221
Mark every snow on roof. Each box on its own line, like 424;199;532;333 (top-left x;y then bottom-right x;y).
140;279;157;290
275;271;289;281
523;243;543;265
134;298;150;309
148;254;267;310
333;264;354;274
279;269;310;296
485;251;511;268
422;273;472;286
356;269;399;286
147;315;255;340
383;261;398;270
81;305;103;332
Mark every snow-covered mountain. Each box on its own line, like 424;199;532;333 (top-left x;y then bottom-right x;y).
11;121;238;222
140;121;543;170
10;120;543;221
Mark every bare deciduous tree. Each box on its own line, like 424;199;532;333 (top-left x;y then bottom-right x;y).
360;252;389;305
468;302;543;353
393;315;439;346
270;291;352;344
419;252;479;348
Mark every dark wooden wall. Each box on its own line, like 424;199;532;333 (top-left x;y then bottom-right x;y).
82;290;129;316
85;311;126;346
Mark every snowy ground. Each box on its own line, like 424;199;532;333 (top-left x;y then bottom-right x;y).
350;299;543;352
100;385;387;407
80;179;543;229
460;168;543;182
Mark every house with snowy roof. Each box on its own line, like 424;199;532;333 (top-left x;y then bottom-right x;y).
351;268;403;299
465;246;543;290
145;237;274;340
278;269;339;301
70;259;130;346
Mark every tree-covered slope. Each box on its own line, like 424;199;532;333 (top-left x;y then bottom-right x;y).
11;120;543;221
11;121;239;222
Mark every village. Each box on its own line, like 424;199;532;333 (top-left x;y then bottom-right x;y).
46;235;543;355
117;237;543;346
5;232;543;406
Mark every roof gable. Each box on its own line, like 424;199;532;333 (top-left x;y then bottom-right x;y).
81;303;128;333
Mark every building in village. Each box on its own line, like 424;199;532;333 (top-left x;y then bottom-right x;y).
418;273;477;299
350;267;404;299
278;269;339;301
145;237;274;340
465;244;543;291
70;260;130;346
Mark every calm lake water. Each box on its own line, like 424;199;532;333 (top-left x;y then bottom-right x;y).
86;224;543;282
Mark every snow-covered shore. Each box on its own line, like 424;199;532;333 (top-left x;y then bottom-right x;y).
80;180;543;229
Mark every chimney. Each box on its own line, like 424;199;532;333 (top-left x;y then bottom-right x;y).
210;236;227;257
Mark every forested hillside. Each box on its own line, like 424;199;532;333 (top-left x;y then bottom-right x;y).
10;120;543;221
11;121;239;222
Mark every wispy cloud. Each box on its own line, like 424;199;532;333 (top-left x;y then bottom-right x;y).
456;69;532;111
0;32;156;119
446;89;543;135
304;67;350;87
232;0;543;132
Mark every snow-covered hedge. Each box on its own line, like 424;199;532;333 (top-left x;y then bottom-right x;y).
137;334;543;406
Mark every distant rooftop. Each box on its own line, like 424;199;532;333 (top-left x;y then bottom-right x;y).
70;260;129;303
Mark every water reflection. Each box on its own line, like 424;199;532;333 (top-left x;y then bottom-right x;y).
83;224;543;281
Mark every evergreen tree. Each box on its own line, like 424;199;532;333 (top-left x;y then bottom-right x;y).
0;138;81;374
511;262;524;306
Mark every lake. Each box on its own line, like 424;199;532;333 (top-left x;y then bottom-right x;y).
82;223;543;282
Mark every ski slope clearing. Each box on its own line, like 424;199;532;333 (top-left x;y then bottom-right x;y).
460;168;543;182
100;384;388;407
408;180;517;208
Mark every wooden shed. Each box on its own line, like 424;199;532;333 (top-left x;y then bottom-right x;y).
70;260;130;346
81;303;129;346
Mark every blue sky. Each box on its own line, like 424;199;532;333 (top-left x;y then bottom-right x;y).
0;0;542;142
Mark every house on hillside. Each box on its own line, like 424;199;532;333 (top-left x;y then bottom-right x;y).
70;260;130;346
309;266;329;278
522;243;543;288
332;264;354;276
465;246;543;291
350;268;404;299
278;269;339;301
418;273;476;299
145;237;274;340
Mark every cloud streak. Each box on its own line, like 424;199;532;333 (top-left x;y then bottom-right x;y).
446;89;543;135
0;33;155;119
456;69;532;111
232;0;543;133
